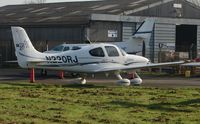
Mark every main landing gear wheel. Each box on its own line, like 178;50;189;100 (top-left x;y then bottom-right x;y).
128;72;143;85
116;79;130;86
115;73;130;86
130;78;142;86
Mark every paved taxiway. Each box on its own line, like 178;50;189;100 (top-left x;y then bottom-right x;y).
0;68;200;88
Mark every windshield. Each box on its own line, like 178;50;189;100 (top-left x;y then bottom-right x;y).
120;48;126;56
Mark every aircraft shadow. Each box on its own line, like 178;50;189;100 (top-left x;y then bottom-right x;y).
109;98;200;113
0;82;36;86
61;84;106;89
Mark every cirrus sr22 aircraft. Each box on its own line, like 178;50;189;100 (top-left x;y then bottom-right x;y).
11;27;183;86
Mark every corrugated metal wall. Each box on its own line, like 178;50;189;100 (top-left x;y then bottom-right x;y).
25;27;84;51
154;23;176;62
148;31;155;62
0;27;84;42
122;22;136;41
26;27;84;43
0;28;15;65
197;25;200;57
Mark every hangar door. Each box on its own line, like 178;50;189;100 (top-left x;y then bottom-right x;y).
176;25;197;59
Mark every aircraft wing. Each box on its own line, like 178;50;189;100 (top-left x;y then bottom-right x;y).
5;60;18;63
94;61;184;72
181;62;200;67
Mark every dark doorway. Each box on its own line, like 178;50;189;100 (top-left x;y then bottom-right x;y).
176;25;197;59
142;41;145;57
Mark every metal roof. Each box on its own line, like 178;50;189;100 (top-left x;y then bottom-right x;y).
0;0;166;25
0;0;200;25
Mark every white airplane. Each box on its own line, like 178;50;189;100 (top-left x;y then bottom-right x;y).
11;27;183;86
113;18;154;55
46;18;155;55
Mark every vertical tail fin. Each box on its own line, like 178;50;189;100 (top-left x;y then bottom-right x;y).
133;18;155;40
11;27;38;54
113;18;155;55
11;27;41;68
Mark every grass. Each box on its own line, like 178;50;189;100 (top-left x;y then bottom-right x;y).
0;82;199;124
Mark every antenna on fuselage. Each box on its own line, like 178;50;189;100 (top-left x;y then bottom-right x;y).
85;34;92;44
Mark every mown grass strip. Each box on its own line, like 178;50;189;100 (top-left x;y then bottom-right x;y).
0;82;199;124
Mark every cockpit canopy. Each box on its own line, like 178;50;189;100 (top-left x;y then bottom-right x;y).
46;44;127;57
51;45;65;51
89;45;126;57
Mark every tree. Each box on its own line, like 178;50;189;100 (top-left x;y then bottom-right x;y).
24;0;46;4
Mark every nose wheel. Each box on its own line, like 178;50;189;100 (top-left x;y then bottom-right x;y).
72;74;87;84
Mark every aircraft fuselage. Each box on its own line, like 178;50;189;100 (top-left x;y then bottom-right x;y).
17;43;149;73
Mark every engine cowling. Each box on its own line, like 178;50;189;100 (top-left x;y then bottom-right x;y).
130;78;142;85
116;79;131;86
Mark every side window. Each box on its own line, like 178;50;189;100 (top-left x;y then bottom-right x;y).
71;46;81;50
105;46;119;57
63;46;70;51
89;47;105;57
51;45;64;51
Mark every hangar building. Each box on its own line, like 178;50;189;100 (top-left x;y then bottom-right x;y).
0;0;200;67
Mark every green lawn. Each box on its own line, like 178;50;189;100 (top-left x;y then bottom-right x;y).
0;82;200;124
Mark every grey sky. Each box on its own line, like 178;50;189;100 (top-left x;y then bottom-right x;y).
0;0;93;7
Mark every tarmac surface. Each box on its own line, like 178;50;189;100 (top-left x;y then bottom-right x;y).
0;68;200;88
